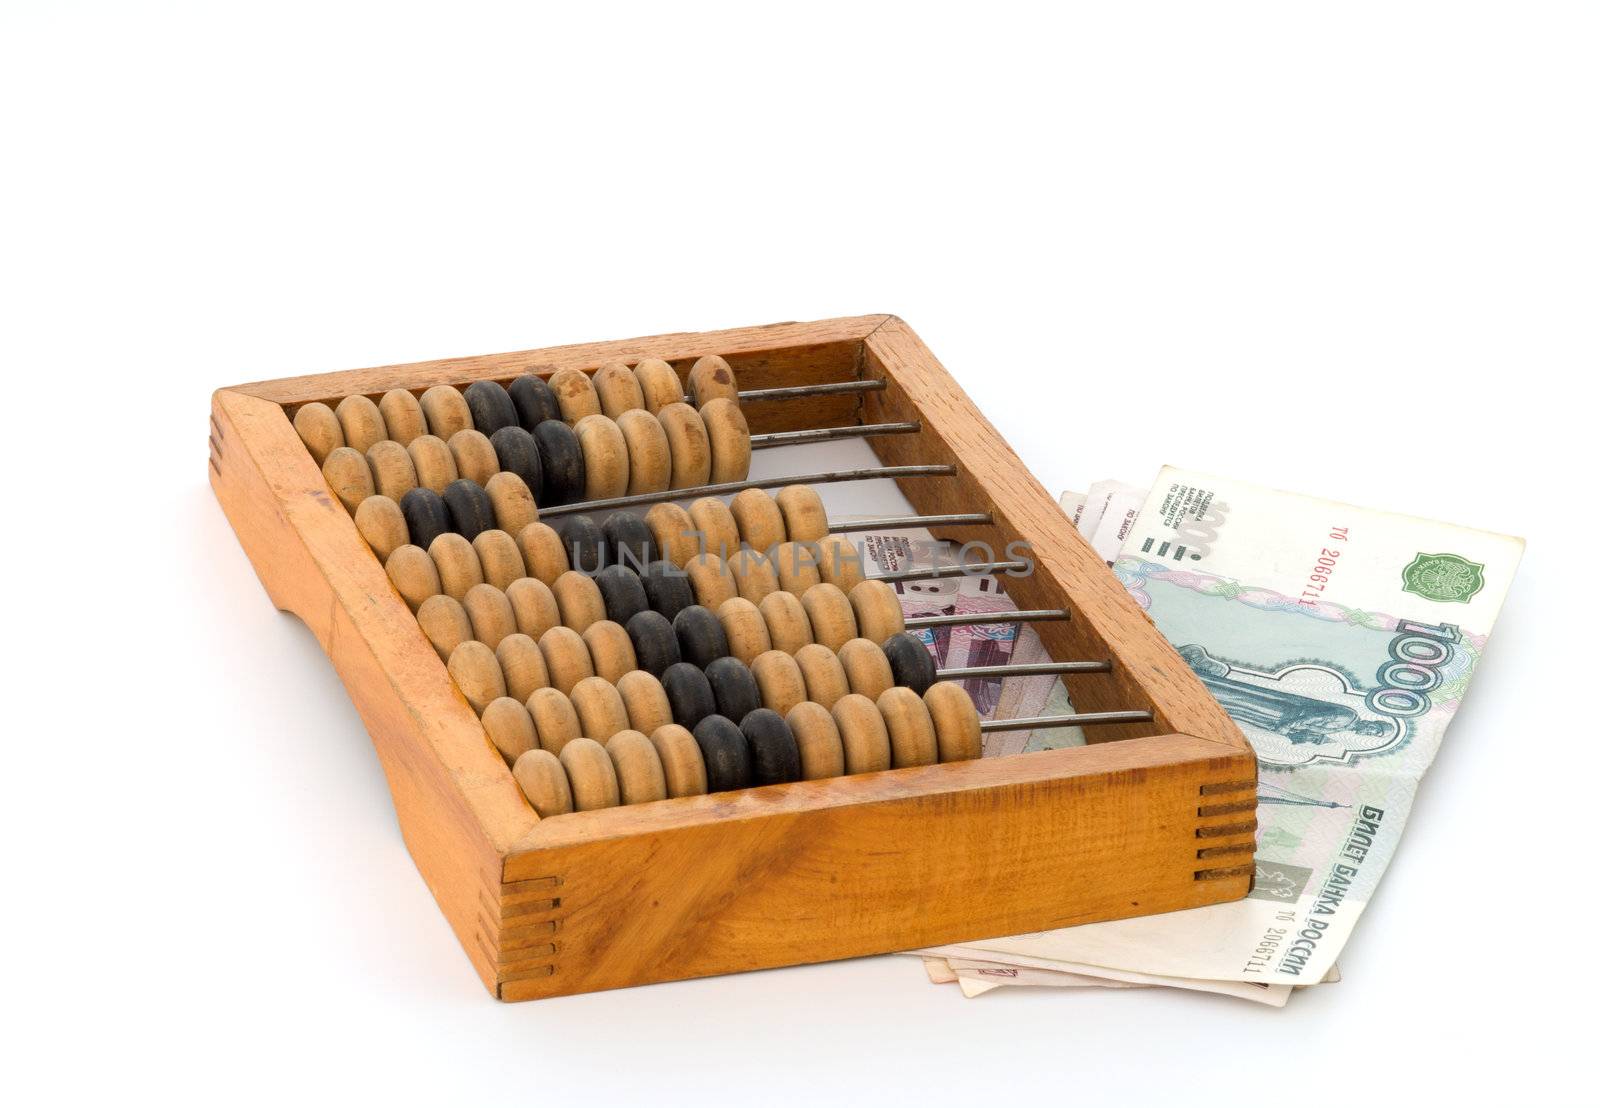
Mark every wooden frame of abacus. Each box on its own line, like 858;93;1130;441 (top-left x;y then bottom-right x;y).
208;314;1258;1002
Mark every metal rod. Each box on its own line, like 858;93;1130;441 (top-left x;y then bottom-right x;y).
750;421;920;449
735;379;887;403
871;560;1029;583
906;609;1069;629
827;512;992;533
939;661;1113;679
539;464;956;518
980;710;1154;732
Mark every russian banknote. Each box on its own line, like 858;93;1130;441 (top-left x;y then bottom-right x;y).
945;468;1522;991
850;525;1084;752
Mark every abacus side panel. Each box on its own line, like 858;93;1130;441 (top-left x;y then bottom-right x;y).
495;736;1256;1001
228;315;890;437
859;319;1250;751
210;388;535;995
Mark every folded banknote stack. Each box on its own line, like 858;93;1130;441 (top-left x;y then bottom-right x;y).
864;467;1523;1006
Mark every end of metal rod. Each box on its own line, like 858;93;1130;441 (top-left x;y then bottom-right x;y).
939;660;1113;679
873;560;1029;583
980;710;1154;732
906;609;1069;629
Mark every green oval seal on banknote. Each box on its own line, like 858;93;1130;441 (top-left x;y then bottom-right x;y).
1401;552;1486;603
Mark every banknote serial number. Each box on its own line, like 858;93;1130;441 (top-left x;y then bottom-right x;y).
1297;527;1351;605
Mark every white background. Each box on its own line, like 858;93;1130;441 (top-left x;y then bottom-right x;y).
4;3;1596;1105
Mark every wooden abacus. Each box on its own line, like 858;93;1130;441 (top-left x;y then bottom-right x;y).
209;315;1257;1001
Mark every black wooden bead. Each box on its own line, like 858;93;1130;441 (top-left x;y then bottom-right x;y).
489;425;544;504
559;514;604;574
674;604;730;670
602;511;657;572
509;374;560;430
464;380;518;437
640;560;695;622
399;487;450;551
740;708;801;786
882;631;937;695
693;714;752;793
705;657;761;723
533;419;585;506
442;479;496;541
595;565;650;626
663;662;717;731
626;610;681;676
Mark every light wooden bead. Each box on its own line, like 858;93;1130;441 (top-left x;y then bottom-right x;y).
293;402;344;465
448;429;499;486
840;638;895;700
924;682;983;762
512;749;573;816
617;670;673;735
407;434;458;493
354;494;408;563
688;497;740;560
482;696;537;764
614;408;671;495
849;578;906;642
815;534;866;592
549;367;601;423
571;676;631;742
727;548;780;603
553;570;606;633
645;502;700;567
649;724;707;797
582;620;637;684
516;521;568;585
528;686;582;754
774;540;823;594
385;545;440;610
700;397;751;484
560;737;620;811
607;729;668;805
629;358;679;412
574;414;629;500
878;686;938;768
687;354;738;405
463;583;516;648
505;576;560;639
378;389;427;446
751;649;807;717
538;626;595;695
416;594;472;661
447;640;505;714
776;485;828;542
759;590;813;654
428;533;483;601
365;440;417;501
686;553;737;611
322;447;373;512
787;702;845;780
495;633;551;702
419;385;473;440
718;597;773;665
335;394;388;454
731;489;785;555
485;471;538;534
801;582;856;651
593;361;646;418
832;694;891;774
658;402;712;488
471;529;525;590
795;643;850;709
